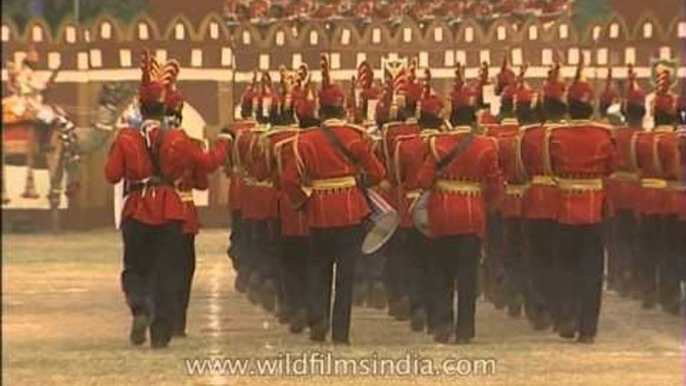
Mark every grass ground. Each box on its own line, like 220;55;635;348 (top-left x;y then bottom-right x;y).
2;229;683;386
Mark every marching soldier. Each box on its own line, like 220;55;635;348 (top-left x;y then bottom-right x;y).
607;64;645;298
549;63;615;343
282;55;385;345
394;69;444;333
252;67;302;324
657;93;685;316
483;58;521;315
599;68;622;293
159;61;221;338
635;70;677;311
493;64;528;318
105;50;229;348
520;61;564;331
269;70;319;333
246;72;281;313
227;75;259;293
378;60;421;321
410;69;503;344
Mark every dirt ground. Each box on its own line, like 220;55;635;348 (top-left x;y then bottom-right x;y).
2;229;683;386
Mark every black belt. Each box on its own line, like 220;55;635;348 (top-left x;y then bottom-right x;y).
125;178;174;196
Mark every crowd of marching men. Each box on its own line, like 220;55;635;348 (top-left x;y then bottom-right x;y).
106;47;685;349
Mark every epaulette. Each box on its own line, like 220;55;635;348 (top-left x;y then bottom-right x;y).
394;133;419;143
345;123;370;135
501;118;519;126
654;124;676;133
262;126;299;137
381;121;406;132
520;123;541;131
543;122;568;131
420;129;441;139
274;134;297;150
445;125;473;134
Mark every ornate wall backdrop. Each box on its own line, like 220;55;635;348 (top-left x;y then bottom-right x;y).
1;12;684;230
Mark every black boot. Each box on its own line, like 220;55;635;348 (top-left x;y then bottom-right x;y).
410;308;427;332
129;313;149;346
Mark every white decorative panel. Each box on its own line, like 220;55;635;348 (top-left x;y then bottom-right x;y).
138;23;149;40
175;23;185;40
434;28;443;42
47;52;61;69
465;27;474;42
222;47;233;66
101;22;112;39
119;49;132;67
89;49;102;68
528;25;538;40
210;22;219;39
444;50;455;67
191;49;203;67
259;54;269;70
32;26;43;42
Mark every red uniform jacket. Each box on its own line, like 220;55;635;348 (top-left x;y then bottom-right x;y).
272;131;310;236
178;163;209;235
253;127;299;221
254;126;301;226
379;120;421;211
608;127;642;214
235;127;268;220
410;128;503;238
549;120;615;225
521;123;560;221
105;123;226;226
657;129;686;219
282;119;386;228
380;120;421;225
482;119;519;140
394;130;439;228
497;130;527;219
636;127;673;216
226;120;257;213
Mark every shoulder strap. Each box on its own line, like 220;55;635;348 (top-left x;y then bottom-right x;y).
435;133;476;170
320;125;360;166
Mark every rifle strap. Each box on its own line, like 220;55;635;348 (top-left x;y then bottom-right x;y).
436;133;475;171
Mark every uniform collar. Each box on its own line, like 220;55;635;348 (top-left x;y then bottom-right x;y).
501;118;519;125
323;118;347;127
654;124;675;132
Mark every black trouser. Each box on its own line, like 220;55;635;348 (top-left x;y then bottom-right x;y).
240;218;256;284
661;215;682;309
281;235;310;317
121;218;184;346
174;233;196;334
524;219;558;324
638;214;664;303
247;219;278;285
556;224;605;337
384;229;411;304
503;218;526;309
613;210;639;293
675;219;686;284
484;211;506;305
228;210;243;269
432;234;481;340
308;225;364;343
407;228;434;320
